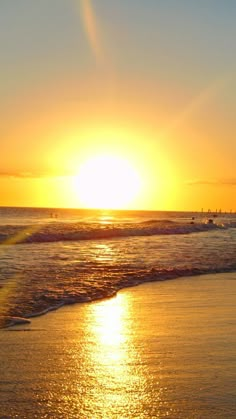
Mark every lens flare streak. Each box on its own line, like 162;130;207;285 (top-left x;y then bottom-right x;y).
78;0;103;61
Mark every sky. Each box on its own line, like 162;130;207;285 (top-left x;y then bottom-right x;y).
1;0;236;211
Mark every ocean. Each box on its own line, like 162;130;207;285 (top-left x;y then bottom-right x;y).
1;207;236;327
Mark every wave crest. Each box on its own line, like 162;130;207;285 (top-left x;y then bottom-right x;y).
0;219;224;245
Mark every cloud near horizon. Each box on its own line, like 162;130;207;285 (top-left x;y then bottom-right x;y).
187;178;236;186
0;171;72;179
0;171;43;179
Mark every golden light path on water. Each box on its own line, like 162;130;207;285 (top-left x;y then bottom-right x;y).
70;291;166;417
2;274;236;417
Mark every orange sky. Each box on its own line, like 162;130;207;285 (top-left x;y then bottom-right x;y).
0;1;236;211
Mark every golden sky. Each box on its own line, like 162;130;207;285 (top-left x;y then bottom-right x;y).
0;1;236;211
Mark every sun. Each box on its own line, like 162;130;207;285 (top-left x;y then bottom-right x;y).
75;154;141;209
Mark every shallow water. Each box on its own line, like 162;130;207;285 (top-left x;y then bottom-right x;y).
1;273;236;418
0;208;236;326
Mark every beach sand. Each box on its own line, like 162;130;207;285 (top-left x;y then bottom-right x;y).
1;273;236;418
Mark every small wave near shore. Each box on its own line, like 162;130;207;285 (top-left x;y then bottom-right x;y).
2;264;236;329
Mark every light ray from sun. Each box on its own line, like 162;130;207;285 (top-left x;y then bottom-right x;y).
160;76;229;138
0;224;44;327
2;224;41;246
77;0;103;62
0;273;22;327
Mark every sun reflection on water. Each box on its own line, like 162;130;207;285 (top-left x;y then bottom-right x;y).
97;215;115;224
77;292;163;417
92;297;125;347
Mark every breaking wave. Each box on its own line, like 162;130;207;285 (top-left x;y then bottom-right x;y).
0;218;230;245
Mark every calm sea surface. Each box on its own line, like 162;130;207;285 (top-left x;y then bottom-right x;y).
0;207;236;326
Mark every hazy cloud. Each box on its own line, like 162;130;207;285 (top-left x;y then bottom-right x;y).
0;171;50;179
187;178;236;186
0;171;76;179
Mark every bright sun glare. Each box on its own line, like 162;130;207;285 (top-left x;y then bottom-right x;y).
75;154;141;209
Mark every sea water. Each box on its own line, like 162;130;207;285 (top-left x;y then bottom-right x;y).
0;207;236;326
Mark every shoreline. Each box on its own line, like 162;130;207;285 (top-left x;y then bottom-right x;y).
2;268;236;329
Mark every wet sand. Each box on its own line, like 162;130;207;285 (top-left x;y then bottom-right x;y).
1;273;236;418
